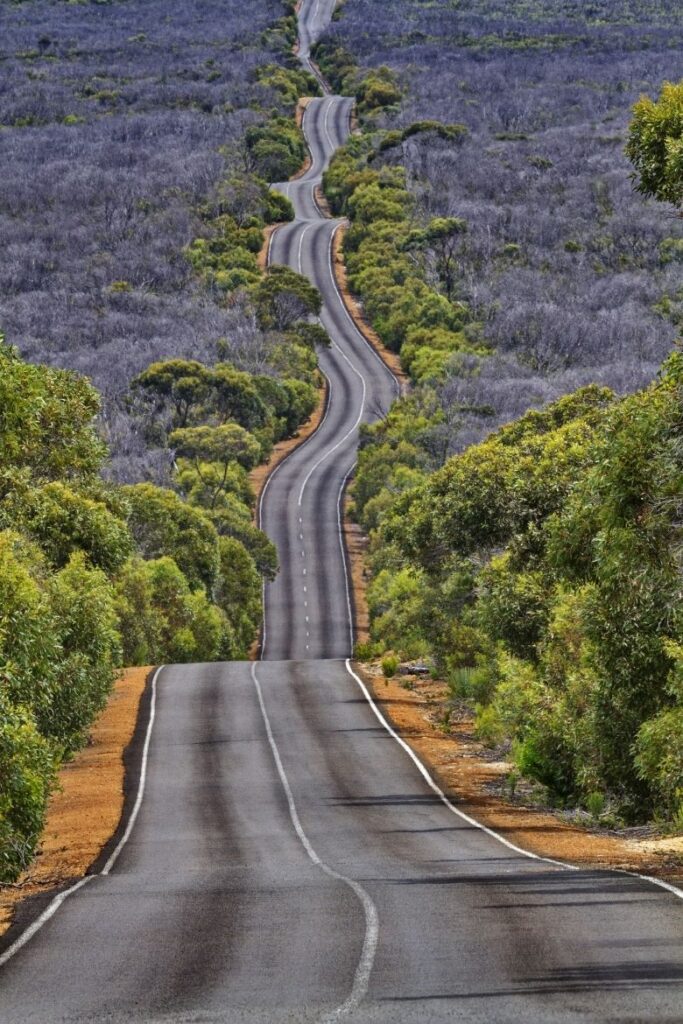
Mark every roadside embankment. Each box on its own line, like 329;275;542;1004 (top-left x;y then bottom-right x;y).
249;379;328;509
332;223;408;392
292;97;314;178
0;666;151;938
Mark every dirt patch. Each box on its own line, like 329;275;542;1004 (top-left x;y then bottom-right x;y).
344;492;370;647
0;666;151;937
356;663;683;884
258;224;280;272
332;224;408;392
291;98;314;179
292;154;313;181
314;185;333;218
296;96;312;129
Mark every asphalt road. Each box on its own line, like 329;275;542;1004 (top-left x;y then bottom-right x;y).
0;0;682;1020
262;89;398;661
297;0;335;88
1;660;682;1022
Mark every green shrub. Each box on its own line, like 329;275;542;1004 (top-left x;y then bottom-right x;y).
45;552;121;752
381;654;399;678
586;791;606;819
114;556;236;666
0;693;56;883
123;482;221;595
474;704;505;746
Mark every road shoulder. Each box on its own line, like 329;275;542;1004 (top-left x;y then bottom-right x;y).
0;666;151;938
356;662;683;885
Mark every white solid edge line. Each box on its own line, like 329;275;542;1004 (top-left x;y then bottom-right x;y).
0;876;95;970
301;0;683;935
266;220;282;266
302;98;323;184
298;2;330;95
297;336;365;505
323;96;336;152
250;663;379;1021
0;665;165;969
337;461;357;656
298;221;314;275
344;660;683;902
294;0;683;916
295;215;404;504
344;660;574;870
326;99;401;400
101;665;163;875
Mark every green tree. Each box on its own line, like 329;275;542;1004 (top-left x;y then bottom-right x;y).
45;553;121;752
170;425;261;509
626;80;683;205
133;359;210;429
253;265;321;330
0;531;59;726
0;338;105;482
214;536;262;654
115;557;235;665
208;365;268;429
0;481;132;573
0;692;55;882
123;483;221;594
404;217;468;301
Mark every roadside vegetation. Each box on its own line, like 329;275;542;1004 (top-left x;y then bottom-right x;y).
317;2;683;826
0;0;323;882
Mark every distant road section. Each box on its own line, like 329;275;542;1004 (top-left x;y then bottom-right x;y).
262;90;398;661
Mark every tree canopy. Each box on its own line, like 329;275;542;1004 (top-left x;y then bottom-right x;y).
627;80;683;206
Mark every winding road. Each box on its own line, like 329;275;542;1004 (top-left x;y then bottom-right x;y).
262;88;398;660
1;1;682;1021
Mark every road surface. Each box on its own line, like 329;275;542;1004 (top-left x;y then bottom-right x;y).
0;0;682;1020
1;659;682;1022
262;89;398;661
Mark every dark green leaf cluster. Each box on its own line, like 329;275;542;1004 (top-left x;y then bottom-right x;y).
187;173;294;294
375;121;469;156
0;342;124;879
246;116;308;183
312;42;402;118
626;80;683;207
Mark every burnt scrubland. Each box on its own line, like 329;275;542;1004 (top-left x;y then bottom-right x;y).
0;0;316;479
315;3;683;824
318;0;683;434
0;0;322;880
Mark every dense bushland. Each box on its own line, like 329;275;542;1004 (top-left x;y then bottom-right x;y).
319;0;683;448
0;333;295;879
354;355;682;822
0;263;327;875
